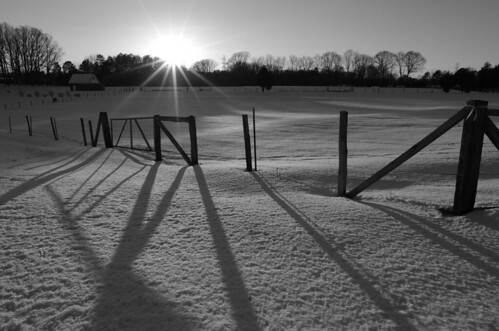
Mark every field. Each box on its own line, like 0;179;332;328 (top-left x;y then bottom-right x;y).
1;86;499;330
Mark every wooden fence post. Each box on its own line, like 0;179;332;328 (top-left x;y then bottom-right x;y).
88;120;96;147
80;118;87;146
25;115;32;136
189;116;198;165
99;112;113;148
9;116;12;134
253;108;257;171
50;117;59;141
452;100;488;215
242;114;253;171
338;111;348;197
54;118;58;140
154;115;162;162
129;118;133;149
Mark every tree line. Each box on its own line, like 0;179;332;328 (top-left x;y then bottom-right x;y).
0;22;63;84
65;50;430;88
2;22;499;93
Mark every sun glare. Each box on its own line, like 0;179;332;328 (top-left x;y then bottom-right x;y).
148;34;199;67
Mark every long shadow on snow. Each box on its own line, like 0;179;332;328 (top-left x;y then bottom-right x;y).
116;148;156;166
362;202;499;280
466;209;499;232
91;164;196;330
71;162;147;218
0;148;107;206
46;164;195;330
66;149;116;202
251;172;418;331
68;156;129;211
6;145;89;170
194;165;262;331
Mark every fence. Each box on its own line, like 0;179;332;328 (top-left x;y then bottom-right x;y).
336;100;499;215
85;112;198;166
110;116;154;151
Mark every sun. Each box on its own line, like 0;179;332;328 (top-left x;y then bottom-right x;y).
148;34;199;67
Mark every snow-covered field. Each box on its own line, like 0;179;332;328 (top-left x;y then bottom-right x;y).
1;86;499;330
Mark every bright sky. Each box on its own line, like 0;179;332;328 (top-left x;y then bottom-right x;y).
2;0;498;72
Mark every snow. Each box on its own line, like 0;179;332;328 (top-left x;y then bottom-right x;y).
1;86;499;330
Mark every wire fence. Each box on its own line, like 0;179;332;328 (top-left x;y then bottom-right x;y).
2;85;498;183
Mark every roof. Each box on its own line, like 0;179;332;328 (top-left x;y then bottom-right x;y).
68;73;101;85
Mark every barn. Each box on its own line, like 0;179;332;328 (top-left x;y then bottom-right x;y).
68;73;105;91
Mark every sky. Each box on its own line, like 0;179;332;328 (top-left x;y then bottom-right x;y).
1;0;498;72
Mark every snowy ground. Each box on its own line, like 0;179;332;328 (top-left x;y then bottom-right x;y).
1;86;499;330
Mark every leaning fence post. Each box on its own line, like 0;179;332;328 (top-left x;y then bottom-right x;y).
452;100;488;215
80;118;87;146
54;117;58;140
154;115;162;162
88;120;96;147
50;117;59;141
25;115;32;136
242;114;253;171
338;111;348;196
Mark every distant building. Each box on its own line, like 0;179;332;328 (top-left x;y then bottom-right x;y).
68;73;105;91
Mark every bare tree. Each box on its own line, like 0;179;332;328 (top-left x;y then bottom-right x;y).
221;55;227;70
227;51;250;70
191;59;217;73
288;55;299;71
318;51;342;72
263;54;274;70
373;50;396;79
249;56;264;72
298;56;316;71
395;51;406;78
0;23;63;82
273;56;286;71
404;51;426;77
352;53;372;80
343;49;356;72
44;39;63;74
0;23;9;77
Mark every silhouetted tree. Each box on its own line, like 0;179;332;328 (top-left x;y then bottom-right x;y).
318;51;342;72
0;22;63;83
404;51;426;77
288;55;299;71
440;71;455;93
343;49;355;73
395;51;406;78
191;59;217;73
477;62;494;92
227;51;250;71
256;66;272;91
298;56;316;71
454;67;476;93
352;53;372;83
62;61;77;74
79;59;94;73
373;51;396;80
